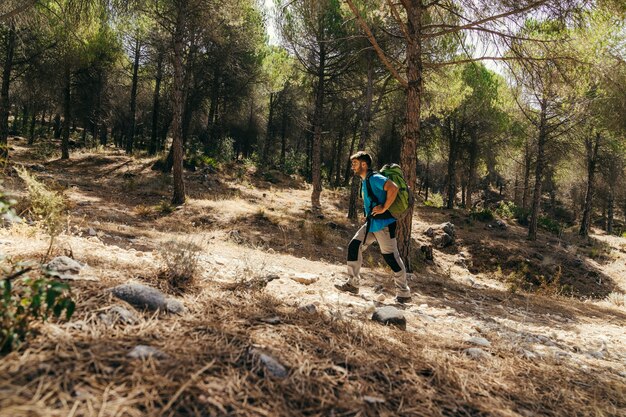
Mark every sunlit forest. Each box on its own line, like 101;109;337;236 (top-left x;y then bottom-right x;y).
1;1;625;416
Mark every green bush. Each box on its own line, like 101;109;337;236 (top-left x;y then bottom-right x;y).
622;232;626;238
0;194;75;354
538;216;562;235
424;192;444;208
469;208;495;222
1;262;75;353
513;206;530;226
495;201;516;219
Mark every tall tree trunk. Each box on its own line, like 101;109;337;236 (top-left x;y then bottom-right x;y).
607;187;614;234
522;139;532;209
262;92;275;166
28;107;37;144
528;98;548;241
397;5;423;270
205;67;220;153
466;131;478;209
344;120;358;186
61;65;71;160
348;51;375;220
0;21;16;163
280;92;288;170
126;38;141;154
445;118;459;209
170;4;186;205
310;40;325;210
579;132;600;237
149;51;163;155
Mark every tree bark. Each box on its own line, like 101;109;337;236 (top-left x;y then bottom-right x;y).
149;51;163;155
61;65;71;160
205;67;220;153
348;50;375;219
0;21;16;162
126;37;141;154
262;92;275;166
579;132;600;237
170;3;186;205
528;98;548;241
445;118;459;209
397;4;423;270
522;139;532;209
28;107;37;144
607;188;614;234
466;131;478;208
280;90;288;170
310;38;325;210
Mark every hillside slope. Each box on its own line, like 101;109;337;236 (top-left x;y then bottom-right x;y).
1;144;625;417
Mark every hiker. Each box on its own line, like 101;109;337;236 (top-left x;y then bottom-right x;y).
335;151;412;303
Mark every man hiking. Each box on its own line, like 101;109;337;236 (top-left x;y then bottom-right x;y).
335;151;412;303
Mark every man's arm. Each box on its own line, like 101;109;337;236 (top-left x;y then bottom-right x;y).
371;180;398;215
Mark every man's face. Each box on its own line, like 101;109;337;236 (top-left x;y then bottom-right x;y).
351;159;366;176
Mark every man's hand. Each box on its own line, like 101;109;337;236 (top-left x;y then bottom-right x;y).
371;205;387;216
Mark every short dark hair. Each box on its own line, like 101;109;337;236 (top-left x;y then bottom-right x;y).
350;151;372;168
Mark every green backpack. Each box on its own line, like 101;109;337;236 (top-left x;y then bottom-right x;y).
364;164;413;220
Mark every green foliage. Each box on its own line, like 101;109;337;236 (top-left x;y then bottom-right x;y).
495;201;517;219
1;260;75;354
538;216;562;235
513;207;531;226
424;192;444;208
157;200;174;214
282;150;306;176
622;232;626;238
469;208;495;222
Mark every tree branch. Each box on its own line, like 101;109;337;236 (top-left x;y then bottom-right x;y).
423;0;550;38
426;55;584;68
0;0;37;22
345;0;408;88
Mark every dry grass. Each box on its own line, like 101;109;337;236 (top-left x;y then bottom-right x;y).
1;284;624;417
2;142;626;416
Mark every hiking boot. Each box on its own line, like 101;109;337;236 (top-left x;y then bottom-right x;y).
334;282;359;295
395;295;412;304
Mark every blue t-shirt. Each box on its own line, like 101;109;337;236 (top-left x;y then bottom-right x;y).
362;172;396;233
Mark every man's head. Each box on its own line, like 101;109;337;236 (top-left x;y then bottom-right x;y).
350;151;372;178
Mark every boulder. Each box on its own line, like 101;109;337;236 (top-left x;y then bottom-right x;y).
372;306;406;330
46;256;85;279
111;283;184;313
99;305;139;325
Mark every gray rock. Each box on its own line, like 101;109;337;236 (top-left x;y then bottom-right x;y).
290;273;318;285
425;227;434;237
298;304;317;314
250;349;288;378
28;163;46;172
128;345;167;360
586;351;605;360
442;222;455;238
436;233;454;248
111;283;184;313
99;305;139;325
372;306;406;330
87;227;97;236
466;337;491;347
521;350;538;360
464;347;488;359
46;256;85;279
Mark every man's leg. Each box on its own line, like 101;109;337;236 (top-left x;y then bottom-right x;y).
375;222;411;299
339;223;375;290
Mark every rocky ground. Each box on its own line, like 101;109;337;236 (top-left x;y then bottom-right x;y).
1;142;625;416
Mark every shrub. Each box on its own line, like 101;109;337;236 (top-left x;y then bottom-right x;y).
157;200;174;214
1;261;75;354
310;222;328;244
538;216;562;235
157;240;202;291
495;201;516;219
513;206;530;225
16;167;66;259
423;192;444;208
469;208;494;222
